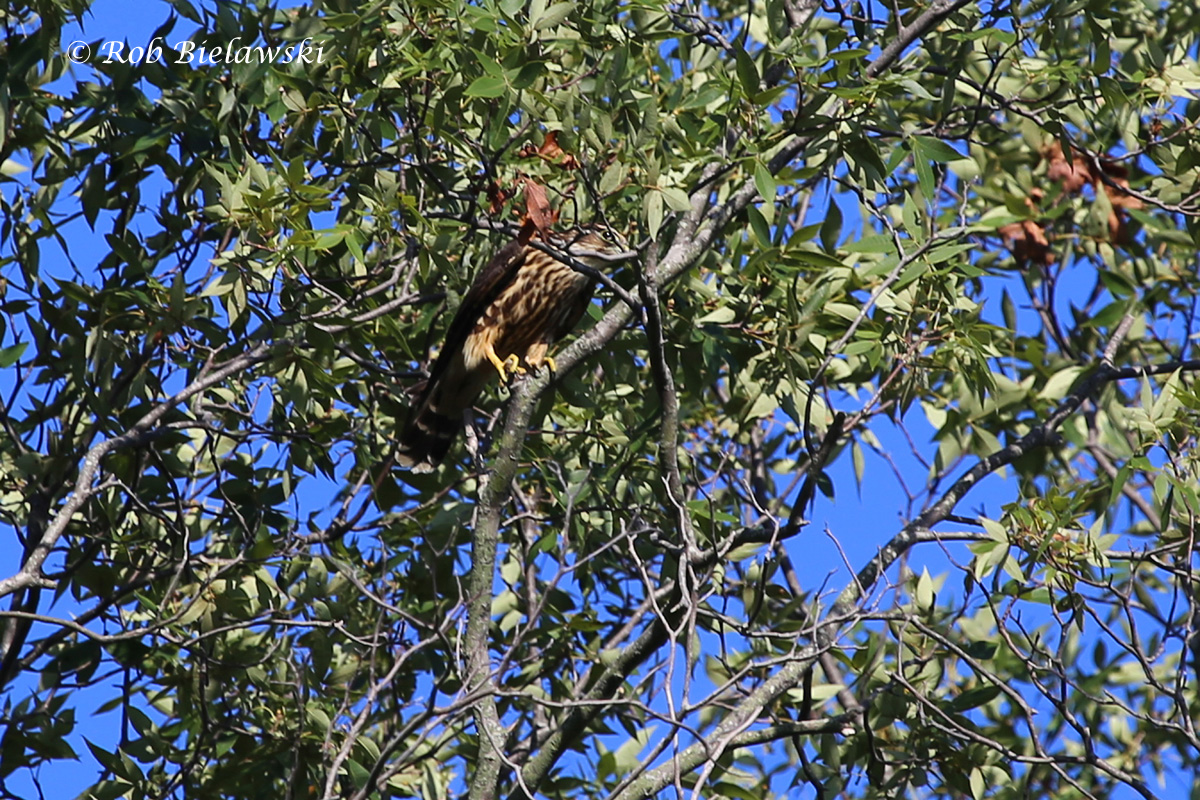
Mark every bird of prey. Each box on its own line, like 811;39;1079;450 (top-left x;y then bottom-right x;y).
396;226;631;472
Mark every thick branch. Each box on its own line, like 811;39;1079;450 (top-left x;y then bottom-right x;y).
500;2;987;795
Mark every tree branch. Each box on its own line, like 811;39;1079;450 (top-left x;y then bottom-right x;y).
0;342;276;601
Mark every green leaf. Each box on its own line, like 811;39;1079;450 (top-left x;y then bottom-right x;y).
697;306;736;324
465;76;507;98
646;189;664;239
734;46;760;94
659;186;691;212
950;685;1003;711
844;137;888;185
1099;270;1136;298
913;135;963;162
970;767;986;800
747;205;772;247
1001;289;1016;330
852;439;864;492
84;740;122;774
533;1;575;29
915;568;935;612
980;517;1008;542
0;341;27;368
169;0;202;22
819;200;843;252
754;161;776;203
912;147;935;197
1038;366;1084;401
901;193;923;241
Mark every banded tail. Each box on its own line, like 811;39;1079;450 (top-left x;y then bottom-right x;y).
395;363;490;472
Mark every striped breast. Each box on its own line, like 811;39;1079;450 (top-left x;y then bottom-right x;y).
463;250;595;369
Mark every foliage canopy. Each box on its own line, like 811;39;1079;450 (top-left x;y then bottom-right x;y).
3;0;1200;798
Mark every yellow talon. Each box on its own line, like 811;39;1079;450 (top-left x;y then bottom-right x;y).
542;355;557;374
524;343;553;374
487;350;511;381
487;351;526;382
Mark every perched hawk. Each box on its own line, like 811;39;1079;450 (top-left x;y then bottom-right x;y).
397;226;631;472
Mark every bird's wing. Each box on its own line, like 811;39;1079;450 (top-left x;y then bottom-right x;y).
423;238;527;389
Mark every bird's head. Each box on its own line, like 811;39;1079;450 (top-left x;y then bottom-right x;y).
548;226;634;269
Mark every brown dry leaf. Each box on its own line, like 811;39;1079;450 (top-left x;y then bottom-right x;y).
1107;212;1127;242
538;130;564;160
1044;143;1092;195
518;131;580;169
1000;219;1055;266
1099;173;1143;211
997;222;1023;246
1094;160;1141;242
486;181;513;217
516;218;538;246
1044;144;1143;243
521;177;556;236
